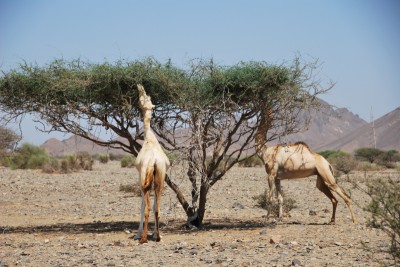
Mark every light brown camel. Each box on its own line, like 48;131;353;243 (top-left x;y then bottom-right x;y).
256;112;356;224
134;84;170;243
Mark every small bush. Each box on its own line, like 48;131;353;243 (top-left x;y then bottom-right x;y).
8;143;50;169
354;147;384;163
319;150;343;160
119;183;141;196
253;189;297;217
330;153;358;175
238;155;263;167
98;154;109;164
121;155;135;168
377;150;400;169
109;153;124;161
42;158;60;173
64;152;94;171
0;126;19;152
365;178;400;262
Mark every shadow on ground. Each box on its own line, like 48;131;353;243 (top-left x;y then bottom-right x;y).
0;218;282;235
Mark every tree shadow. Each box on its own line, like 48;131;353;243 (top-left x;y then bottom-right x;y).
0;221;138;235
0;218;277;235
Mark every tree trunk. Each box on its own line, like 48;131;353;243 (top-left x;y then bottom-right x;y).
164;174;195;218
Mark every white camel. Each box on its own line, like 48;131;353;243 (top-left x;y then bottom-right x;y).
256;112;356;224
134;84;170;243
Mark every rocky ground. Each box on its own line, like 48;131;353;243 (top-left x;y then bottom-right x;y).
0;162;398;266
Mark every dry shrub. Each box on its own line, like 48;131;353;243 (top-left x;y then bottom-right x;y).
365;178;400;262
42;159;60;174
253;189;297;217
238;155;263;167
98;154;109;164
121;155;135;168
64;152;94;171
119;183;141;196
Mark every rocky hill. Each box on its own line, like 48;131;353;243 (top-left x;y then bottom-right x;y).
41;135;120;157
279;105;367;149
41;105;399;156
315;107;400;152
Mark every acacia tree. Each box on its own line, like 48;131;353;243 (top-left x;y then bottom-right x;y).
0;57;332;227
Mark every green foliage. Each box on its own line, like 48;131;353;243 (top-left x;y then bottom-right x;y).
121;155;135;168
365;178;400;262
377;150;400;169
253;190;297;216
8;143;50;169
355;148;384;163
0;126;19;153
98;154;109;164
319;150;346;160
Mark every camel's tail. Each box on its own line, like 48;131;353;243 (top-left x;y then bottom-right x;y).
142;163;157;191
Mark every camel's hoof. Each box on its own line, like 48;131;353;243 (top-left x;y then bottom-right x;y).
155;237;161;242
139;238;148;244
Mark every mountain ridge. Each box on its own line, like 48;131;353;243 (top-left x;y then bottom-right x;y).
41;106;400;156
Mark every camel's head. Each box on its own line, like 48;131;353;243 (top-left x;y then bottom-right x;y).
137;84;155;111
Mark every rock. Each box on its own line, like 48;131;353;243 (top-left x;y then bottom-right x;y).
292;258;302;266
259;230;267;235
309;210;317;216
189;249;198;255
232;202;245;209
270;235;281;244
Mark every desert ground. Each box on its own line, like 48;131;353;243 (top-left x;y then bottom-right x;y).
0;161;398;266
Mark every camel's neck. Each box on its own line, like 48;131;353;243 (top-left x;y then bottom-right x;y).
255;109;272;156
142;110;152;132
142;109;159;144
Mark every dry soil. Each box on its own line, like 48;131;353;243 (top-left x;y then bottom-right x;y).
1;162;398;266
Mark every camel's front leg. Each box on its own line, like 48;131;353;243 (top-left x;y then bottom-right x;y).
275;178;283;219
266;172;277;219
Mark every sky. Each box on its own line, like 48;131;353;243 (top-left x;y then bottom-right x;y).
1;0;399;145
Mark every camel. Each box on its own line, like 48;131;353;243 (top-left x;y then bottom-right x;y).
256;112;356;224
134;84;170;243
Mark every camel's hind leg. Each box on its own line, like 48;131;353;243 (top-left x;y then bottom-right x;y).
139;167;154;244
326;182;356;223
316;175;338;224
316;160;356;223
153;168;164;242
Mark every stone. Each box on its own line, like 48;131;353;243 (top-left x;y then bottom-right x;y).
270;235;282;244
292;258;302;266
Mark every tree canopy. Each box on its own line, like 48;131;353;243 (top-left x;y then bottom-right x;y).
0;56;332;226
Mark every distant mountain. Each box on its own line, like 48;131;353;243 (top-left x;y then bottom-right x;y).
41;105;398;157
42;135;123;157
279;104;367;149
315;107;400;152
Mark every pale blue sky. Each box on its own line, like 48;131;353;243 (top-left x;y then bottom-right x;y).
1;0;399;145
